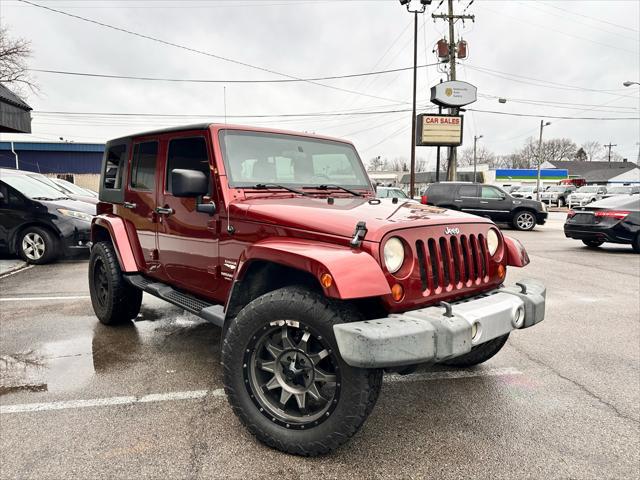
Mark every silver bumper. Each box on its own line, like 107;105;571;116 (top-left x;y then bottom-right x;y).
333;278;546;368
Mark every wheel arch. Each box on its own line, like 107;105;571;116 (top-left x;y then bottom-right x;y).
91;215;140;272
12;221;60;254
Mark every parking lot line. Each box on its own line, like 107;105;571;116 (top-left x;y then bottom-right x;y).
0;295;91;302
0;367;521;415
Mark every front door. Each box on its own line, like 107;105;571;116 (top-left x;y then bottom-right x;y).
121;138;160;273
156;134;220;298
478;185;512;222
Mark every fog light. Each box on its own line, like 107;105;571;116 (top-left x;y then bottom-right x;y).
471;322;479;340
497;264;506;280
391;283;404;302
320;273;333;289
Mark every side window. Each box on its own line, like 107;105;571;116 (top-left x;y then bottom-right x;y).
0;183;25;207
166;137;210;194
130;141;158;191
459;185;479;197
103;144;127;190
481;186;503;199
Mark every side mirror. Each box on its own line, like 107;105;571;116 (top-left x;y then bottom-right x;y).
171;169;208;197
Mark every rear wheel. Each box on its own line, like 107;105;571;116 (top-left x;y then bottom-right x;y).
18;227;59;265
582;239;604;248
441;334;509;368
222;286;382;456
512;211;537;231
558;197;566;208
89;241;142;325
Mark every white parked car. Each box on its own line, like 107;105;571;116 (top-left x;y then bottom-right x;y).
601;185;640;199
567;185;607;206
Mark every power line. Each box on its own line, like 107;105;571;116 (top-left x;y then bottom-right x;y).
30;62;440;84
16;0;404;104
466;108;639;121
532;0;640;34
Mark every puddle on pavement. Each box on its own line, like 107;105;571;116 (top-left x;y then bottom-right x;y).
0;305;218;398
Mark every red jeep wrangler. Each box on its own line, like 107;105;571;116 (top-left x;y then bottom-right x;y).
89;124;546;456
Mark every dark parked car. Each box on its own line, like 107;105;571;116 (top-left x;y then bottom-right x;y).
423;182;548;231
564;195;640;252
0;173;94;264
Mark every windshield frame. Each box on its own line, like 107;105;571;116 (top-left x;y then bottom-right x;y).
218;129;372;191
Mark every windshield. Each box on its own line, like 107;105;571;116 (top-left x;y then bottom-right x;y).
547;186;566;192
577;186;598;193
1;174;70;199
54;178;95;196
606;186;631;194
519;186;535;192
377;188;408;198
219;130;371;189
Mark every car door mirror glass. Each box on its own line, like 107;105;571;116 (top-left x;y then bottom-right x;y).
171;169;208;197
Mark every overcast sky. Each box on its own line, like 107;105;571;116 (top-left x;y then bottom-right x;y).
1;0;639;166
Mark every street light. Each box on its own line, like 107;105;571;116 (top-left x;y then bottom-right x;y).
399;0;432;198
473;134;483;183
536;120;551;201
623;81;640;87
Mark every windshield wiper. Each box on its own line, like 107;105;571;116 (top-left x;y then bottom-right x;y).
252;184;309;196
309;184;363;197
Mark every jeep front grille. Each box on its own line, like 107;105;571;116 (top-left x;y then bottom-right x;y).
415;234;489;293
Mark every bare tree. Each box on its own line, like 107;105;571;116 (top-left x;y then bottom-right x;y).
0;26;37;97
545;138;577;162
459;145;498;168
415;157;429;173
581;141;602;162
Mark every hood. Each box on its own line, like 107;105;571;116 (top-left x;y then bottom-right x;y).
232;196;491;243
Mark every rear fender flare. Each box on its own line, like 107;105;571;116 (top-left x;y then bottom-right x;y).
232;238;390;300
91;215;140;272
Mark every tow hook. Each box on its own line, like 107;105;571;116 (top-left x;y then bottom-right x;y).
350;221;368;248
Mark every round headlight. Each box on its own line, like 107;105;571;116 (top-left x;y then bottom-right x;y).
487;228;500;256
383;237;405;274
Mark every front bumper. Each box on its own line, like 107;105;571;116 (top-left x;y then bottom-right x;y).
334;278;546;368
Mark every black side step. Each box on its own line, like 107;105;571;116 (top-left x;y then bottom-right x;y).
125;274;225;327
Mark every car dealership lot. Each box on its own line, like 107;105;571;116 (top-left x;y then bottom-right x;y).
1;213;638;479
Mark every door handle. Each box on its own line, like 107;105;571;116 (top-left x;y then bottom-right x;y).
123;201;137;209
155;206;174;215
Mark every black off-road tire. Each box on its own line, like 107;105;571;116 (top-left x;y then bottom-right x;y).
632;234;640;253
89;241;142;325
582;239;604;248
440;334;509;368
512;210;537;231
222;286;383;456
17;226;59;265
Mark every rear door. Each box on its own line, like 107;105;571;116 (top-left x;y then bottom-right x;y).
120;138;161;272
455;184;480;213
156;134;220;298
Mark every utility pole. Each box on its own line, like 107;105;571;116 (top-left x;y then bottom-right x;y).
536;120;551;201
473;134;483;183
604;142;618;163
432;0;474;181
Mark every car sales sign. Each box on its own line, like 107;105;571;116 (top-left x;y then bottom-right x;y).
416;114;463;146
430;80;477;108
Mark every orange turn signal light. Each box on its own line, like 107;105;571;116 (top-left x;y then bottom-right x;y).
391;283;404;302
320;273;333;289
497;264;506;280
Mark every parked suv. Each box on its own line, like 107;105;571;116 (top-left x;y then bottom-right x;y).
0;171;93;263
89;124;546;456
540;185;576;207
423;182;548;231
568;185;607;206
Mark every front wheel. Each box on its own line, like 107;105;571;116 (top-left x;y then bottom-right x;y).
18;227;59;264
582;239;604;248
222;287;382;456
89;241;142;325
512;211;537;231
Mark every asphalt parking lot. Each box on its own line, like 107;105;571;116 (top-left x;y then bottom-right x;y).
1;212;638;479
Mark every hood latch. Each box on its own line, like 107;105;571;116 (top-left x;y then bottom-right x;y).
350;221;368;248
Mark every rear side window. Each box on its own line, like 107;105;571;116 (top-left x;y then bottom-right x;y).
459;185;479;197
425;184;447;196
166;137;210;194
130;141;158;191
103;144;127;190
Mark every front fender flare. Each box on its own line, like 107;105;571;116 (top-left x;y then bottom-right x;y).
235;238;391;300
504;235;530;267
91;215;139;272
